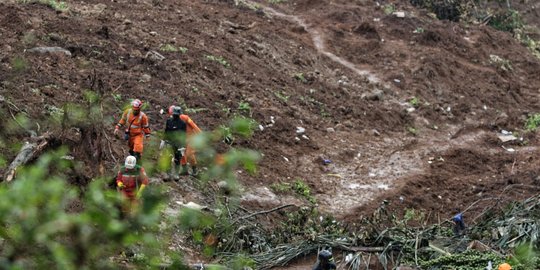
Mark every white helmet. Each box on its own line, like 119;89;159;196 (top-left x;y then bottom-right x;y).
125;155;137;169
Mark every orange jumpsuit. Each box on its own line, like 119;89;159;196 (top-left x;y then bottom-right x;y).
179;114;201;166
117;109;151;154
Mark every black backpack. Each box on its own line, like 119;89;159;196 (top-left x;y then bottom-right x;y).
164;117;187;146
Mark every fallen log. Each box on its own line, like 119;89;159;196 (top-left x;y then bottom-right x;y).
3;134;50;182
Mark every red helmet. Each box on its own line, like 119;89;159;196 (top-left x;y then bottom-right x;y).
132;99;143;110
168;105;175;116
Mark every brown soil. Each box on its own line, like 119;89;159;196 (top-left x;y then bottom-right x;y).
1;0;540;267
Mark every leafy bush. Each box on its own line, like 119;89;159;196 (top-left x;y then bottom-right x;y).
489;9;523;32
525;113;540;131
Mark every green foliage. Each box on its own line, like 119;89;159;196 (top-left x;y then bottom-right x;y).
270;180;317;204
205;55;230;68
413;27;425;34
293;179;316;204
270;182;291;193
237;101;251;114
524;113;540;131
510;243;540;269
19;0;68;11
293;73;307;83
383;4;396;15
159;44;188;53
489;9;523;32
267;0;286;3
273;90;290;102
407;126;418;135
0;149;168;269
408;96;420;107
419;250;502;269
11;56;28;73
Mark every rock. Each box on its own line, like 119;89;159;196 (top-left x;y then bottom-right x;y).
343;120;353;128
140;74;151;82
48;33;63;42
123;19;133;25
0;95;4;102
149;31;158;36
364;89;384;101
372;129;381;136
27;46;72;56
326;127;335;133
498;134;517;143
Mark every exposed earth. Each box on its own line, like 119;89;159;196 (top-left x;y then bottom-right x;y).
1;0;540;268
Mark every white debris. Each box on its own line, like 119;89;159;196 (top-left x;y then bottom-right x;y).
393;11;406;18
394;79;401;83
282;156;289;162
178;201;207;211
406;107;415;113
501;130;511;135
270;116;275;124
345;253;354;263
295;137;300;141
498;134;517;143
437;195;442;199
301;134;309;140
296;126;305;134
377;184;389;190
483;105;488;110
326;127;335;133
258;124;264;131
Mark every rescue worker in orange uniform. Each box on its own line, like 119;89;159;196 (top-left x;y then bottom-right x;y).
165;105;202;176
114;99;151;161
116;155;148;213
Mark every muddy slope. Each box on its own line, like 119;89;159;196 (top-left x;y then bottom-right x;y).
1;0;540;226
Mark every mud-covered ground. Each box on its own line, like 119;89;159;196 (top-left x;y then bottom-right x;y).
1;0;540;267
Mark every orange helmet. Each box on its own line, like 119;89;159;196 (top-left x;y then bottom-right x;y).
132;99;143;110
498;263;512;270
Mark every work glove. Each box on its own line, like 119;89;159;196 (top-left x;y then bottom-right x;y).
159;140;166;150
136;184;147;199
117;182;124;189
114;126;120;137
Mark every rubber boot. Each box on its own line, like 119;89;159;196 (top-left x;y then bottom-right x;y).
133;152;142;164
180;165;189;176
173;163;180;181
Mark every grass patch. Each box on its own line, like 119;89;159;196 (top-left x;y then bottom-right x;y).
11;56;28;73
293;73;307;83
19;0;68;11
273;90;290;102
205;55;230;68
159;44;188;53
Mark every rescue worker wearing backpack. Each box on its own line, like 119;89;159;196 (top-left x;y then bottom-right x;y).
116;155;148;213
162;105;202;176
160;106;187;180
312;249;337;270
114;99;151;161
